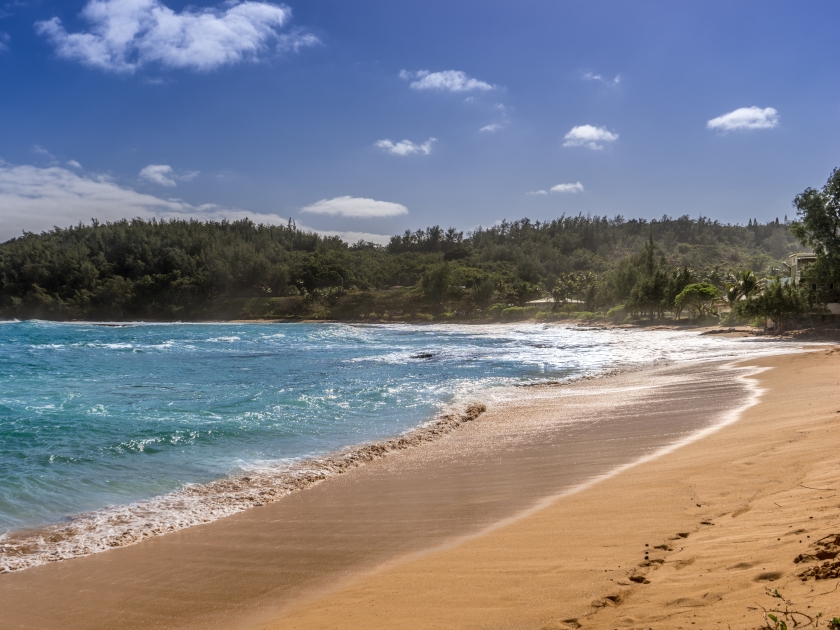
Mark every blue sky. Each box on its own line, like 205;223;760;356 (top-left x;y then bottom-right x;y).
1;0;838;243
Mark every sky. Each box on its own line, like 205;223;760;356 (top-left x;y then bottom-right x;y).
0;0;839;244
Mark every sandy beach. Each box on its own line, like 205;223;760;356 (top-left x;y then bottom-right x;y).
2;346;839;629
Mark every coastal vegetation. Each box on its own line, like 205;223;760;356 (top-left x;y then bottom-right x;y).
0;212;806;323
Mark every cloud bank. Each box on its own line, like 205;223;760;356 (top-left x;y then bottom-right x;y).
36;0;317;73
399;69;494;92
300;196;408;218
375;137;436;156
563;125;618;150
0;162;280;242
707;106;779;132
296;224;392;246
550;182;584;193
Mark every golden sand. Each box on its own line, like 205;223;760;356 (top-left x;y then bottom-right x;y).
266;348;840;630
2;348;838;629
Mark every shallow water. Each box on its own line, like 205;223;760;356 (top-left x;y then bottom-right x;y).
0;320;799;548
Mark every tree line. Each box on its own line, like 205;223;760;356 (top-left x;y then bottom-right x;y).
0;205;808;322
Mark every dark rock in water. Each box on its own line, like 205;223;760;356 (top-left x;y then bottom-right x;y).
411;352;434;359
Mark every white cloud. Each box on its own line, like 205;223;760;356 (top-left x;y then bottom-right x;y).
707;106;779;132
0;163;393;245
297;224;392;246
526;190;547;196
550;182;584;193
32;145;57;162
479;123;501;132
399;69;494;92
139;164;200;186
300;196;408;218
0;162;295;242
277;30;319;52
563;125;618;150
35;0;317;73
0;31;9;51
582;71;620;84
375;137;436;156
66;160;83;169
139;164;176;186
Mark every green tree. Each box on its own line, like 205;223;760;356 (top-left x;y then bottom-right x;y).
419;262;452;306
791;167;840;280
674;283;721;318
734;279;810;334
724;269;760;305
471;276;496;308
627;270;668;319
665;267;693;319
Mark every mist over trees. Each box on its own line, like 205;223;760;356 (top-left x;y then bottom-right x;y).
0;213;803;321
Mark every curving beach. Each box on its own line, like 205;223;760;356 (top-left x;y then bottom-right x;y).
2;336;837;629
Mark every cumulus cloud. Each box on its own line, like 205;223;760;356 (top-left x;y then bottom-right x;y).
399;69;494;92
707;106;779;132
35;0;317;73
139;164;176;186
375;137;436;156
563;125;618;150
551;182;584;193
66;160;83;169
300;196;408;219
479;123;501;132
139;164;200;186
526;190;547;196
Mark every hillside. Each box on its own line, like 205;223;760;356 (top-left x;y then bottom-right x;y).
0;215;802;321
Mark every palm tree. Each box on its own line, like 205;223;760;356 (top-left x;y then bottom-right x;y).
725;270;760;305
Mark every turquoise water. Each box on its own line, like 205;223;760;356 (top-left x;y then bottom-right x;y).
0;320;796;568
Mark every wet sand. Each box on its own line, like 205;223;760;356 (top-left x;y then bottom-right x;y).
268;348;840;630
0;358;757;629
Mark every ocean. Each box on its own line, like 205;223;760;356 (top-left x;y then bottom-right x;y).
0;319;798;571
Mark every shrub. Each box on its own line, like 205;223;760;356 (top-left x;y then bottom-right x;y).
719;311;747;326
606;304;627;322
500;306;529;320
486;303;508;318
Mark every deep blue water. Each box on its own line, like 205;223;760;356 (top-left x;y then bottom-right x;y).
0;320;792;534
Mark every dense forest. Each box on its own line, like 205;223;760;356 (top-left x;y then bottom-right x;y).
0;214;803;322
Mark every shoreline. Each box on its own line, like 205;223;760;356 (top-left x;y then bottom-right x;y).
0;352;804;629
267;347;840;630
0;401;489;574
0;333;798;575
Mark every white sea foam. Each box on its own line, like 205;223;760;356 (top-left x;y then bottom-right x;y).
0;400;488;574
